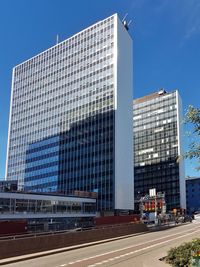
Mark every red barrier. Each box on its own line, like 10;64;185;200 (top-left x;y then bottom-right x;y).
94;215;140;226
0;220;27;235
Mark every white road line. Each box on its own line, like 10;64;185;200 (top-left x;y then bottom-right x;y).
87;228;200;266
58;224;200;267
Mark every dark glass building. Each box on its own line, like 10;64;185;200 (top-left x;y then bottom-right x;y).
0;180;18;192
133;89;186;211
186;177;200;214
6;14;134;212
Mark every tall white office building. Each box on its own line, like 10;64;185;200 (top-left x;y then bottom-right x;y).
6;14;134;212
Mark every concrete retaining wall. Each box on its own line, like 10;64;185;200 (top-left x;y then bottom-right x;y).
0;223;148;259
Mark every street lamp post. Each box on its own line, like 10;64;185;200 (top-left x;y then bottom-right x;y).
154;193;158;225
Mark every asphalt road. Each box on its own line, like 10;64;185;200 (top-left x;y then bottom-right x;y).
4;221;200;267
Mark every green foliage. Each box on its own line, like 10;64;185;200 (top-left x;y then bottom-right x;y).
185;106;200;131
184;105;200;170
165;239;200;267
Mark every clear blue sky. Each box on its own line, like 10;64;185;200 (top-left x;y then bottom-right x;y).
0;0;200;179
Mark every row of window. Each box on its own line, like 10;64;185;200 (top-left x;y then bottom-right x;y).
11;92;114;130
23;168;113;183
133;112;177;127
9;108;114;159
14;54;114;101
14;39;114;90
15;16;114;72
10;111;114;148
13;63;114;110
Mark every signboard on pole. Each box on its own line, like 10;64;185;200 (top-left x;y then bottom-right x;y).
149;188;156;197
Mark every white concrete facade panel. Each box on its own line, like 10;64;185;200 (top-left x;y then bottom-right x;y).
114;16;134;210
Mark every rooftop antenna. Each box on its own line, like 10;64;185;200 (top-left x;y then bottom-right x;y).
128;20;132;27
56;34;59;45
122;13;128;22
122;13;132;31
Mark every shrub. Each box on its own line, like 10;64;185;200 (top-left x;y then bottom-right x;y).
165;239;200;267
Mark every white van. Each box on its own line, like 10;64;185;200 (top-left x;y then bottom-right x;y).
194;212;200;220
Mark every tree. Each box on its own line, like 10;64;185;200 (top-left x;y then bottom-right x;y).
184;105;200;171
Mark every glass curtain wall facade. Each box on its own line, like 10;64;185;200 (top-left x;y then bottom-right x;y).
0;192;96;216
6;14;133;212
133;90;186;211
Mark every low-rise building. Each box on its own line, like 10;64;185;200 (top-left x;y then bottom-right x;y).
0;192;96;231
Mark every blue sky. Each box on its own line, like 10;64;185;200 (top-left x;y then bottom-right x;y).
0;0;200;179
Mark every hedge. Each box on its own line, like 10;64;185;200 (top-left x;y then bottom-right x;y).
165;239;200;267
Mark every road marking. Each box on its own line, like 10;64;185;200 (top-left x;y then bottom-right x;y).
87;228;200;266
58;224;200;267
